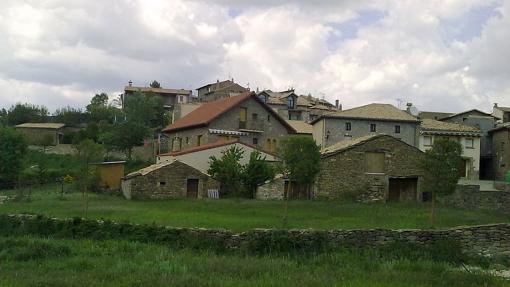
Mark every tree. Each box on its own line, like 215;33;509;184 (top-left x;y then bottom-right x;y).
0;108;7;125
124;91;167;128
105;121;149;160
0;126;27;188
150;80;161;88
278;136;321;227
74;139;104;218
208;146;244;196
86;93;119;124
241;151;275;198
7;103;48;125
53;106;88;126
420;138;463;225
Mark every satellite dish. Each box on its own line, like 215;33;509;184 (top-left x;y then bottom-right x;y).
409;106;419;116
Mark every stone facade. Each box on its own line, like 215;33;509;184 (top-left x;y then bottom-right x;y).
491;127;510;181
166;96;293;153
439;184;510;214
122;161;219;199
256;177;285;200
313;117;420;148
316;135;424;202
4;214;510;258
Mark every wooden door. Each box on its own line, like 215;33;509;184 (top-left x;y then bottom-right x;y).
388;179;401;202
389;178;418;202
186;179;199;198
459;159;467;178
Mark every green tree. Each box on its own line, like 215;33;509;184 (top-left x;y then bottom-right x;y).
7;103;48;125
74;139;104;218
0;126;27;188
106;121;149;160
0;108;7;125
53;106;88;126
420;138;462;225
278;136;321;227
241;151;275;198
86;93;120;124
124;91;167;128
208;146;244;196
150;80;161;88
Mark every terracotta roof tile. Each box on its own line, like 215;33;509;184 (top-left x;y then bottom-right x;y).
321;103;420;123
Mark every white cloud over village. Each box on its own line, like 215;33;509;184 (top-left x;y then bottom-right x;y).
0;0;509;112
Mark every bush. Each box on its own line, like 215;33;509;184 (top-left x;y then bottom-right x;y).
0;237;72;261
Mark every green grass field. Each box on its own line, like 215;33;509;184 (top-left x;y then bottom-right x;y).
1;235;508;287
1;184;509;231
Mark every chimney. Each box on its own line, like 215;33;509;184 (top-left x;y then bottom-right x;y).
406;102;413;113
128;80;132;87
494;103;498;108
335;100;339;109
256;87;259;93
216;79;219;83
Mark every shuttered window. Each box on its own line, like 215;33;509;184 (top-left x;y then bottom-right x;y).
365;152;385;173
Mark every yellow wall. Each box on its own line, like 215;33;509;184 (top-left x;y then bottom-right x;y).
96;163;125;190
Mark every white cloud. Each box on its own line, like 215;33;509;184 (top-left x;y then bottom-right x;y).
0;0;508;114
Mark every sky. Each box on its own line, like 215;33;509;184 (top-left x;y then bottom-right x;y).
1;0;509;113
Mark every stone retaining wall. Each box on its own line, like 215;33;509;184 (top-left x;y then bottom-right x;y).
1;214;509;257
440;184;510;214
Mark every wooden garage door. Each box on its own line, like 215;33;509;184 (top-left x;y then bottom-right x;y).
388;178;418;202
186;179;199;198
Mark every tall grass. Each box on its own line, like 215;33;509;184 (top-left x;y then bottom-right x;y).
0;235;506;287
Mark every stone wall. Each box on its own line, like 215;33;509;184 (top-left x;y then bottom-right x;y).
316;135;424;201
256;177;285;200
2;214;509;257
440;184;510;214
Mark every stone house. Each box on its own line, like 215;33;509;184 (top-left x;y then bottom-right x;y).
419;119;482;180
489;123;510;181
316;134;424;202
122;82;192;110
15;123;66;146
196;79;248;102
157;140;279;174
162;92;296;153
257;89;338;122
312;103;421;148
121;160;219;199
493;104;510;123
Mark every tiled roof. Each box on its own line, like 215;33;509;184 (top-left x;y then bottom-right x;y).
440;109;492;120
162;92;295;133
124;160;206;179
418;111;453;120
321;134;421;157
15;123;65;129
420;119;481;133
315;103;420;123
124;86;191;95
489;123;510;133
286;120;313;134
495;106;510;112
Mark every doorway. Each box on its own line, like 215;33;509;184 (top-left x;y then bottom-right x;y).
388;178;418;202
186;179;199;198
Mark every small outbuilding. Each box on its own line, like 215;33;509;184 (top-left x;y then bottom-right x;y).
15;123;65;146
316;134;425;202
90;161;125;191
121;160;219;199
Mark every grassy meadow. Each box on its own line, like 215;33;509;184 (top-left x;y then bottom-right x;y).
1;235;508;287
1;184;509;232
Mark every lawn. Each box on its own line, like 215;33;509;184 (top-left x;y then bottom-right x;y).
1;184;509;232
1;235;508;287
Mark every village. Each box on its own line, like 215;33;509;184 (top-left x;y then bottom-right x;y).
2;1;510;285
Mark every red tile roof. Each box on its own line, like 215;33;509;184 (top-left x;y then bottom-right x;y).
162;92;295;133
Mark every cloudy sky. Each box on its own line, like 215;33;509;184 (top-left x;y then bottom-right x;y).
1;0;509;113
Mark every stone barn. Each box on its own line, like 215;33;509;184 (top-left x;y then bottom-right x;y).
316;134;424;202
121;160;218;199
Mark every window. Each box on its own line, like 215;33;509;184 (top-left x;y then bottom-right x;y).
365;152;385;173
197;135;203;146
395;125;400;134
252;113;258;120
465;138;474;149
158;181;166;186
345;122;351;131
178;138;182;150
185;137;189;145
370;124;376;132
179;95;184;103
287;96;295;109
272;139;277;152
267;115;271;122
423;136;432;147
253;138;258;145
